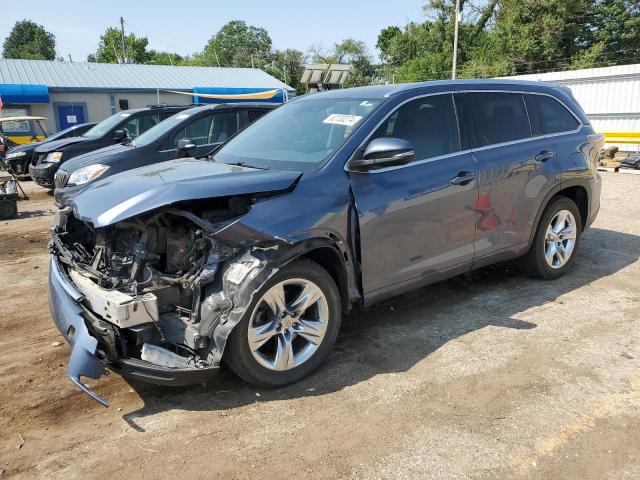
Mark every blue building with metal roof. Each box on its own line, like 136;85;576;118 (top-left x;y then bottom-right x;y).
0;59;293;142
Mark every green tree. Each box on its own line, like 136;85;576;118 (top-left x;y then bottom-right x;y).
146;50;185;65
376;26;402;64
376;0;640;82
200;20;272;67
89;27;149;64
2;20;56;60
264;49;307;94
575;0;640;67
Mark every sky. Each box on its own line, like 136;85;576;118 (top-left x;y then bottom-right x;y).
0;0;426;62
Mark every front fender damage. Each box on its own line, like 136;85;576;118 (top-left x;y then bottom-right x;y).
50;187;352;405
200;233;340;364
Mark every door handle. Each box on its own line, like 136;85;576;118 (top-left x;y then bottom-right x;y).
535;150;554;162
450;171;476;186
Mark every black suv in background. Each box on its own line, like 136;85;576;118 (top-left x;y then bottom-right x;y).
53;103;276;206
30;105;189;188
4;122;96;176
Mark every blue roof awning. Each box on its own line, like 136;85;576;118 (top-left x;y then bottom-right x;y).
0;84;49;104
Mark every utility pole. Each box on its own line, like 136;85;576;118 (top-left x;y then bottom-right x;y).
119;16;128;64
452;0;461;79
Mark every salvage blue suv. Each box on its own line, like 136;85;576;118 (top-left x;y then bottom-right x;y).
48;80;602;405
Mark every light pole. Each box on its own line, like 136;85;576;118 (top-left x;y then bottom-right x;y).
452;0;461;79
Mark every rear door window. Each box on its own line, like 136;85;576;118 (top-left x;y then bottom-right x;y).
460;92;531;148
529;95;580;134
369;94;460;161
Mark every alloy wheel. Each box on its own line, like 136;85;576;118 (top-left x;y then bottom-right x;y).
247;278;329;371
544;209;577;269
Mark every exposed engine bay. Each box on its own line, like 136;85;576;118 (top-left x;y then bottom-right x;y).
50;196;259;371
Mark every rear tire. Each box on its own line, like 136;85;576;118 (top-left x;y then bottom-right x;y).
224;258;341;387
521;196;582;279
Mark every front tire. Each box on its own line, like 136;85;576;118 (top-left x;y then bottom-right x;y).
522;196;582;279
224;258;341;387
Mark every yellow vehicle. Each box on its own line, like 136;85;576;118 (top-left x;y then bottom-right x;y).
0;116;48;149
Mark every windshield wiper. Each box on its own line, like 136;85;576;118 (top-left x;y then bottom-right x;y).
227;161;270;170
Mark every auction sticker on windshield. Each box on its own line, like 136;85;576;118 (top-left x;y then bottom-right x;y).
323;114;362;127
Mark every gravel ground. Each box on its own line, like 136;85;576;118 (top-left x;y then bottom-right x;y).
0;172;639;479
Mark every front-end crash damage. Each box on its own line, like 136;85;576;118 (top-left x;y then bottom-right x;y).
49;186;351;405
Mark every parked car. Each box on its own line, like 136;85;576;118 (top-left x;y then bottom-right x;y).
49;80;602;406
0;116;48;162
30;105;190;188
4;122;96;176
53;103;276;207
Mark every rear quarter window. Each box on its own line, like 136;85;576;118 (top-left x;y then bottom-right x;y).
530;95;580;134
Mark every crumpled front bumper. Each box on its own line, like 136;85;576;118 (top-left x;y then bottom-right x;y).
49;256;220;407
48;256;109;406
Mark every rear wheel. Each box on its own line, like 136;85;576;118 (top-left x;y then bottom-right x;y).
224;259;341;387
522;196;582;279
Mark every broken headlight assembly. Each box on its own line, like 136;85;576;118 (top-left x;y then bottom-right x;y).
50;199;248;373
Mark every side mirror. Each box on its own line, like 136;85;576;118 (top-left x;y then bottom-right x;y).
176;138;196;158
349;137;415;171
113;129;127;142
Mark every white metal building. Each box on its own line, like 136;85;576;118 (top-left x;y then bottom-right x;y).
501;63;640;151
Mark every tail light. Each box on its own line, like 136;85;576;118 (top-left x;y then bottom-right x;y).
588;133;605;149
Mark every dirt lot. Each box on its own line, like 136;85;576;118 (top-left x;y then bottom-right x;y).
1;173;639;479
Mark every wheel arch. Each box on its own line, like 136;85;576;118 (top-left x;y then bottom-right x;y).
202;235;359;361
527;179;590;250
299;244;352;315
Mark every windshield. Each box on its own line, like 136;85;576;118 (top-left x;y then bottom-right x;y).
214;97;383;171
82;112;133;139
47;125;79;141
133;111;195;147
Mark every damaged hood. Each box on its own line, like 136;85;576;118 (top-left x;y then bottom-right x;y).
69;158;302;227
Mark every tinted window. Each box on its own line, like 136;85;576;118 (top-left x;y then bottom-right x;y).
248;110;267;123
532;95;579;134
173;112;239;147
209;111;239;143
122;112;160;139
174;115;213;146
370;94;460;160
461;93;531;148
